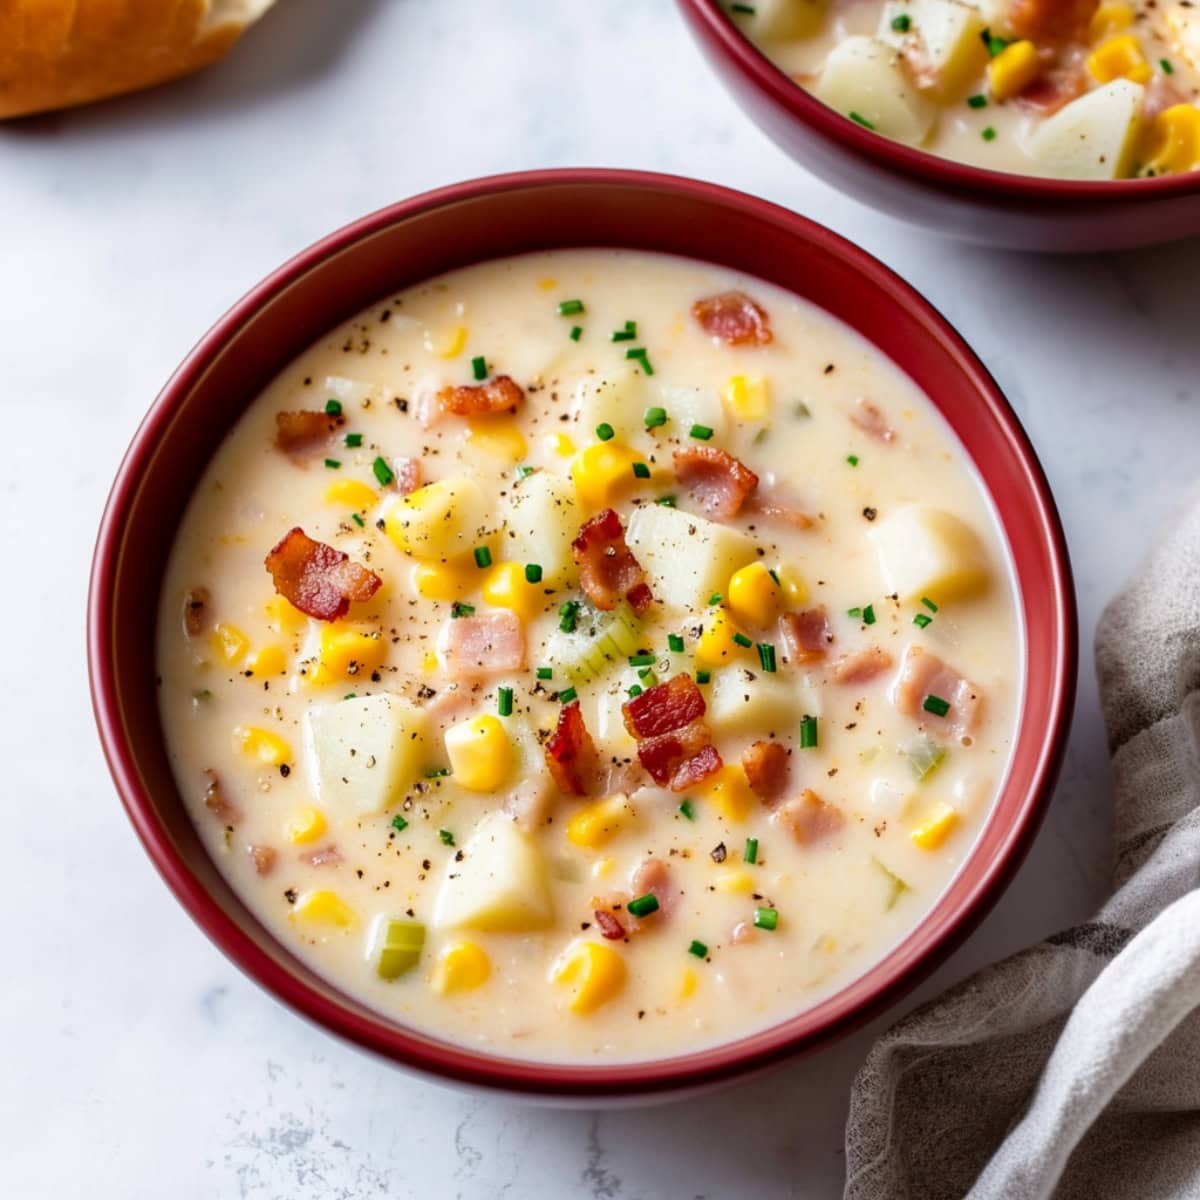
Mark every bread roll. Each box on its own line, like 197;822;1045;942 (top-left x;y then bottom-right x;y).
0;0;275;119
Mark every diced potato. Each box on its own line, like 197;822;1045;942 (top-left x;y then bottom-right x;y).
433;812;554;932
738;0;827;41
307;693;429;817
879;0;988;101
816;36;937;144
709;668;819;737
383;477;492;562
870;504;990;604
572;367;648;443
660;385;727;444
625;504;758;613
594;685;638;754
501;469;580;584
1164;5;1200;72
1028;79;1145;180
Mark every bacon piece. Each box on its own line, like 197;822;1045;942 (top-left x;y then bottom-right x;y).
691;290;773;346
1014;64;1086;116
437;375;524;417
780;608;833;664
572;508;654;617
202;769;240;827
1008;0;1098;43
752;500;815;531
772;789;845;845
672;446;759;520
392;455;423;496
638;724;722;791
851;398;895;444
742;740;790;803
264;528;381;622
544;701;600;797
182;587;210;637
274;409;344;461
301;844;343;868
622;674;706;739
437;611;525;679
248;845;277;876
831;646;894;685
594;909;626;940
893;644;982;739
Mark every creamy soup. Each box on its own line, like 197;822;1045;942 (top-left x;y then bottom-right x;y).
157;249;1021;1062
737;0;1200;179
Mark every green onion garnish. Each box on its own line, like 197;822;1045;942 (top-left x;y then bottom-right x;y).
628;684;643;697
626;347;655;375
629;652;656;666
688;939;708;958
559;687;578;704
753;906;778;931
558;299;585;316
537;666;553;680
439;829;455;847
768;568;781;585
632;461;651;479
967;93;987;109
569;325;583;341
794;401;812;418
471;355;487;380
690;424;714;441
450;601;475;619
982;126;997;142
982;28;1010;56
708;592;723;606
516;465;535;480
342;693;355;701
558;600;579;632
473;545;492;569
425;766;450;778
679;798;696;822
913;613;933;629
923;694;951;718
497;686;513;717
612;320;637;342
390;813;408;832
372;456;394;486
351;512;365;527
667;634;684;653
644;406;668;428
757;643;776;673
890;13;911;31
696;670;711;685
744;837;758;864
596;422;615;442
849;111;876;131
1162;58;1174;75
799;714;818;749
730;2;756;13
863;604;876;626
846;454;860;467
848;607;862;619
656;494;677;507
525;563;543;583
325;398;342;416
732;632;752;649
627;893;660;918
344;432;363;448
324;458;341;469
637;667;657;685
921;596;938;612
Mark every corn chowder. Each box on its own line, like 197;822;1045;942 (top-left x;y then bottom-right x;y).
158;250;1020;1062
737;0;1200;179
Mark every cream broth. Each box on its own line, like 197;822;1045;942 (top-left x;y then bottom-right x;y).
157;249;1020;1062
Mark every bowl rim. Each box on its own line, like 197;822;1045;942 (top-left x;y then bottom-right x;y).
678;0;1200;202
88;167;1077;1098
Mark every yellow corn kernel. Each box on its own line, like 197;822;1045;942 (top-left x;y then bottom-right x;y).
775;562;808;607
481;561;545;621
713;869;756;895
467;420;528;463
422;649;439;673
1087;34;1152;84
988;40;1042;102
324;479;379;512
548;432;577;458
411;559;475;602
695;607;752;669
424;324;468;358
551;940;627;1014
1140;104;1200;177
570;440;641;509
289;889;356;929
910;802;960;850
1089;2;1134;41
444;714;513;792
309;623;386;686
702;765;756;823
265;594;307;636
566;795;636;850
537;276;558;291
591;856;616;880
285;805;327;845
678;967;698;1000
210;622;250;666
727;562;782;628
246;644;287;677
432;941;492;993
233;725;292;767
721;374;771;421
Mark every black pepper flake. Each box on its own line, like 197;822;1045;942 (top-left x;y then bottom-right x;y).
862;507;878;521
284;888;297;904
279;764;291;777
710;842;727;864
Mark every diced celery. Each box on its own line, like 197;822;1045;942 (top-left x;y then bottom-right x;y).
550;602;642;684
369;915;426;981
871;858;910;911
904;734;946;782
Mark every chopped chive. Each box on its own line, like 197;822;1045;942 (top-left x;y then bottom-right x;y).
515;464;535;480
848;111;876;131
626;347;654;375
497;686;513;717
559;687;578;704
799;714;819;749
656;494;677;507
689;423;714;441
439;828;455;847
390;813;409;832
537;666;553;680
982;126;997;142
637;667;657;685
450;601;475;619
372;456;394;486
595;422;615;442
982;28;1010;56
708;592;723;606
890;13;911;31
558;299;585;316
471;355;487;380
757;642;777;673
923;693;951;718
846;454;860;466
967;93;987;109
325;398;343;416
473;545;492;569
611;320;637;342
632;461;651;479
730;2;756;12
425;766;450;778
688;939;708;958
644;406;668;428
695;670;711;685
678;798;696;822
794;401;812;418
848;607;862;619
863;604;876;626
351;512;365;527
913;612;933;629
342;693;356;700
768;568;781;585
1161;58;1174;75
627;893;660;918
344;432;363;448
668;633;685;653
753;906;778;931
921;596;939;612
558;600;580;633
629;652;656;666
525;563;543;583
744;837;758;865
732;632;753;648
569;325;583;342
324;458;341;469
628;684;643;697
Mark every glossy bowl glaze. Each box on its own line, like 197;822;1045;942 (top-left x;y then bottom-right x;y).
89;169;1076;1100
678;0;1200;251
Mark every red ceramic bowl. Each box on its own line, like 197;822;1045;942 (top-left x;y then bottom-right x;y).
679;0;1200;251
89;169;1076;1101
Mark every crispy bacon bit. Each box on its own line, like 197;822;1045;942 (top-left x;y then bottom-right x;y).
1008;0;1098;43
742;740;790;803
438;611;525;679
249;845;277;876
274;409;344;460
572;508;654;616
691;290;773;347
631;858;677;919
851;398;895;444
392;456;423;496
264;528;381;622
202;769;240;826
831;646;894;685
183;587;210;637
772;788;845;845
780;608;833;664
545;701;600;797
301;844;343;868
894;645;982;738
672;446;759;520
622;674;706;739
638;726;722;791
437;374;524;417
594;909;626;940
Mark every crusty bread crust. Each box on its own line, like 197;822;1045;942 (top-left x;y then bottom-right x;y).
0;0;275;118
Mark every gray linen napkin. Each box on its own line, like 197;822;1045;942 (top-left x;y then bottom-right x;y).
844;500;1200;1200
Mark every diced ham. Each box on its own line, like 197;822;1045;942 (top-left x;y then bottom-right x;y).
772;789;845;845
202;769;240;826
893;644;982;739
572;508;654;617
638;726;722;791
742;740;790;803
691;290;773;347
183;587;210;637
830;646;894;685
594;909;626;940
264;527;381;622
672;446;760;520
274;409;344;461
1014;63;1086;115
544;701;601;797
622;674;706;739
391;456;423;496
604;758;646;797
300;844;343;868
780;608;833;664
631;858;677;920
248;845;277;876
850;398;895;444
752;500;815;531
438;611;525;679
1008;0;1098;43
437;375;524;417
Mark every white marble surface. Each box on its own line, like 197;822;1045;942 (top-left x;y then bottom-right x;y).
3;2;1199;1196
